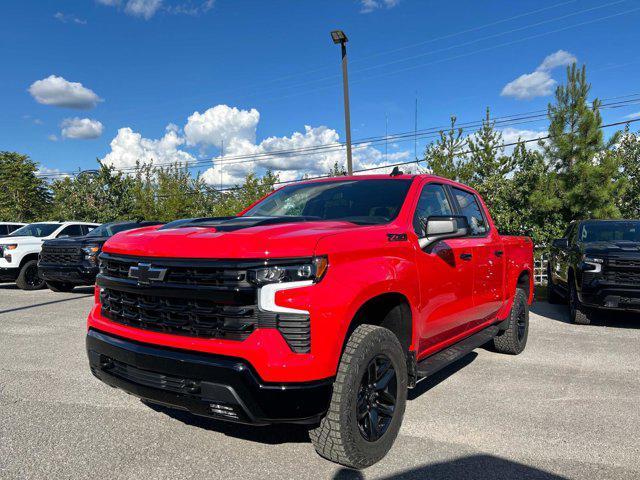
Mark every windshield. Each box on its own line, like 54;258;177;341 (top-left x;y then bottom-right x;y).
579;221;640;243
86;222;138;237
9;223;59;238
243;179;413;225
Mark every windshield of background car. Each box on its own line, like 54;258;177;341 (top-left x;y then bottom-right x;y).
86;222;138;237
9;223;59;238
579;221;640;242
243;179;413;225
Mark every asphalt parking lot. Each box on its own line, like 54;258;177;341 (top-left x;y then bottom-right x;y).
1;284;639;480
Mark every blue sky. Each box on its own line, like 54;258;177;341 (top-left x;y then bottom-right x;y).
1;0;639;184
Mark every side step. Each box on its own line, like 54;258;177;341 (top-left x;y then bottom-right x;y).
415;325;499;380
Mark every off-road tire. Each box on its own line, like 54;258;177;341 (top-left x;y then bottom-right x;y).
546;264;563;304
493;288;529;355
569;281;591;325
309;324;408;469
15;260;45;290
46;281;76;292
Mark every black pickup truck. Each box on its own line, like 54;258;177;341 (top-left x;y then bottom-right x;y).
547;219;640;324
38;221;161;292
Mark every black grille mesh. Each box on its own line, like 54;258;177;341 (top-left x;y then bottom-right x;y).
40;245;82;265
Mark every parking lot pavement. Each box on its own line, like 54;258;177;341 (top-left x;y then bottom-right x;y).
1;284;639;480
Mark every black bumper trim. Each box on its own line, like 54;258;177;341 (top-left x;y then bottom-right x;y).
38;264;98;285
86;329;333;425
580;285;640;311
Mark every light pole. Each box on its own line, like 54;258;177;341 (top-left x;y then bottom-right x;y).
331;30;353;175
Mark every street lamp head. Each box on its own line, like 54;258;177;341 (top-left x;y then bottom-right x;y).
331;30;348;44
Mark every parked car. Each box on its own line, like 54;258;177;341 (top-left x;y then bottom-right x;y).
0;222;26;237
38;221;163;292
547;219;640;324
0;222;99;290
86;174;533;468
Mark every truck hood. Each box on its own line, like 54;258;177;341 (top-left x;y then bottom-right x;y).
0;235;43;245
583;240;640;256
44;235;110;247
102;218;368;258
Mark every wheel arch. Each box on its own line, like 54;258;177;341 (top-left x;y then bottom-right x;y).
19;252;40;268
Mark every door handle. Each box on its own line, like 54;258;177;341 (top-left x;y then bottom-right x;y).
495;250;504;257
459;253;473;261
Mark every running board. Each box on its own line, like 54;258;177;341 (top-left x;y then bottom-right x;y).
415;325;499;380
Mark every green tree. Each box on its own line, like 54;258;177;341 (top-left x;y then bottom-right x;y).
327;161;347;176
615;127;640;217
0;151;51;221
423;116;471;183
542;64;623;221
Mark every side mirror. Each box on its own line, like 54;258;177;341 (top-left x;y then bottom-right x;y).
552;238;568;249
419;215;469;249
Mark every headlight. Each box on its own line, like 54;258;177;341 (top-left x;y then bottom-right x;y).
581;255;604;273
248;256;328;286
82;245;100;262
3;244;17;251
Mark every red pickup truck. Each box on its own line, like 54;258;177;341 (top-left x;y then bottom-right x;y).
86;174;533;468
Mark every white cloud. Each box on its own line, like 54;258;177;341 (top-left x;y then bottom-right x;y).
47;134;58;142
501;50;577;100
360;0;400;13
61;117;104;139
625;112;640;120
96;0;213;18
499;128;546;154
101;126;195;169
184;105;260;148
54;12;87;24
125;0;163;19
28;75;101;109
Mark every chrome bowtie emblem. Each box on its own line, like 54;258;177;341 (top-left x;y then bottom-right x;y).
128;263;167;285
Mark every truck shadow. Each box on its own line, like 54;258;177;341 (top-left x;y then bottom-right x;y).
531;300;640;329
332;454;567;479
408;353;478;400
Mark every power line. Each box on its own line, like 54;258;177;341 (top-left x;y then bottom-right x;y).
37;95;640;179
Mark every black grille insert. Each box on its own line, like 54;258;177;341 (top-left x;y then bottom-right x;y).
40;245;82;265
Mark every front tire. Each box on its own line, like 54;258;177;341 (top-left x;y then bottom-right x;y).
46;281;76;292
569;280;591;325
15;260;45;290
309;325;407;469
493;288;529;355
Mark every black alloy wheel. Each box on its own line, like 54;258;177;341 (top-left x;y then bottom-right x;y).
24;263;44;288
357;354;398;442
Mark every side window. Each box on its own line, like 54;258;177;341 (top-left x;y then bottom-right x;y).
0;225;7;235
57;225;84;238
83;225;96;235
451;187;489;236
9;225;21;233
413;184;453;236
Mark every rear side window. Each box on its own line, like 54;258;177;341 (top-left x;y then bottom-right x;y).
58;225;84;237
451;187;489;236
413;184;453;236
0;225;7;235
8;224;21;233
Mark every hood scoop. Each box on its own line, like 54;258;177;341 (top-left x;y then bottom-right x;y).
159;216;322;233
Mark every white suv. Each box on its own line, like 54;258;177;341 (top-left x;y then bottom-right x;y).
0;222;99;290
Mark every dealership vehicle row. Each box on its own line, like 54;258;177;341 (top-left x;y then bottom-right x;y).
2;173;640;471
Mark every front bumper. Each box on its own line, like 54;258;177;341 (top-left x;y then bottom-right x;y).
38;263;98;285
86;328;333;425
0;267;19;282
580;286;640;311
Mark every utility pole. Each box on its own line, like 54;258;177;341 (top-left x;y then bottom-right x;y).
331;30;353;175
220;139;224;191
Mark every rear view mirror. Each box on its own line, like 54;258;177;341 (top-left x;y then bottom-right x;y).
419;215;469;249
552;238;569;249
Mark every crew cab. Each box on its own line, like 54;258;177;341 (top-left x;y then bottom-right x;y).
548;219;640;324
39;221;162;292
86;174;533;468
0;222;25;237
0;221;99;290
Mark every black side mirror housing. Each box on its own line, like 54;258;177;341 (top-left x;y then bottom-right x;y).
419;215;469;249
552;238;569;249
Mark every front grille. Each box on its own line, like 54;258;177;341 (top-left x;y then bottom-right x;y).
98;254;311;352
41;245;82;265
604;270;640;285
608;258;640;268
100;288;256;340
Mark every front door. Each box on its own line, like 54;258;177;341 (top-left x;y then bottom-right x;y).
412;182;475;356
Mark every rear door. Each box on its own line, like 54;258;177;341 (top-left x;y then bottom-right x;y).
449;187;505;328
412;182;476;354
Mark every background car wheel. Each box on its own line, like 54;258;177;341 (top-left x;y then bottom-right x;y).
546;264;563;304
309;324;407;469
493;288;529;355
15;260;45;290
46;281;76;292
569;281;591;325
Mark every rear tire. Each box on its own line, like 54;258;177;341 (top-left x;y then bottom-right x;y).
309;325;407;469
546;264;563;304
569;280;591;325
493;288;529;355
15;260;45;290
46;281;76;292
